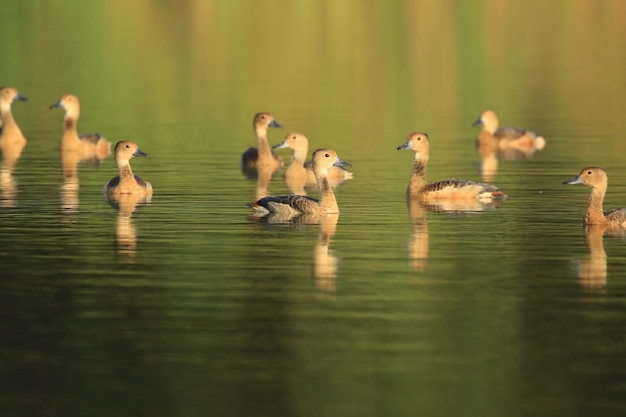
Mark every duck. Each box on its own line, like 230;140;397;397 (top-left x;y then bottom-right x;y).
563;166;626;227
0;86;27;144
397;132;507;202
272;132;353;193
240;112;284;178
50;94;111;160
473;109;546;157
103;140;152;199
248;148;351;217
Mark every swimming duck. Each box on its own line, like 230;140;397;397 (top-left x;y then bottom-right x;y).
473;109;546;155
240;112;284;178
397;132;507;202
0;86;27;143
103;141;152;199
50;94;111;160
563;167;626;227
273;132;353;192
248;148;351;216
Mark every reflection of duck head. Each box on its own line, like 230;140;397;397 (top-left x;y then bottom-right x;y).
407;200;429;271
577;225;609;289
61;176;80;215
0;167;17;208
106;193;151;257
475;132;499;182
314;213;339;297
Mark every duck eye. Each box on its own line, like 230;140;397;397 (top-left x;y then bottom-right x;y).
587;170;592;174
325;153;330;157
292;136;296;140
125;144;130;148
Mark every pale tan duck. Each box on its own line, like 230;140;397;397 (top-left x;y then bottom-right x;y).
240;112;284;178
50;94;111;160
103;141;153;200
563;167;626;227
248;148;351;217
273;132;353;193
473;110;546;157
0;86;27;144
397;132;507;202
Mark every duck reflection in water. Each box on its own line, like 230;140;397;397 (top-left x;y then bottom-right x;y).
106;193;151;257
473;110;546;181
253;211;341;298
575;225;614;289
60;149;81;218
0;86;28;208
407;200;429;271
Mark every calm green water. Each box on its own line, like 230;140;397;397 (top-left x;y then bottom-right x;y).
1;1;626;416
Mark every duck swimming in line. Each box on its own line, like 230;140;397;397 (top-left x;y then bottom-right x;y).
50;94;111;160
272;132;353;193
103;141;152;200
248;148;351;217
563;166;626;227
240;112;284;178
397;132;507;202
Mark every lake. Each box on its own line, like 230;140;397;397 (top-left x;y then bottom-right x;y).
1;1;626;416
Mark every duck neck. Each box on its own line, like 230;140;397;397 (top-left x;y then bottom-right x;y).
0;107;24;140
117;159;136;183
318;174;338;213
483;117;498;135
255;128;272;158
408;155;428;196
62;116;81;147
291;147;308;165
584;186;607;224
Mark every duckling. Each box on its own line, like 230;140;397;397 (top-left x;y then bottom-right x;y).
240;112;284;178
103;141;152;199
273;132;353;192
563;167;626;227
248;148;351;216
0;86;27;143
397;132;506;202
473;109;546;156
50;94;111;160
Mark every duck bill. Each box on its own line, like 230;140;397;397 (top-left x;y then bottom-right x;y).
333;157;351;168
272;140;288;149
472;117;483;126
563;176;583;185
133;149;150;157
397;141;413;150
49;99;63;110
268;119;283;128
15;93;28;102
